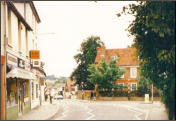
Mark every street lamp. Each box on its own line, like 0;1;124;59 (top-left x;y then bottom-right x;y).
128;79;130;101
81;82;84;100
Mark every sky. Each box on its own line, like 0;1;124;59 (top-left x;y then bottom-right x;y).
34;1;137;78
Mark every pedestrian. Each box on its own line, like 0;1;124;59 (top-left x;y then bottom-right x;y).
50;92;53;104
93;90;96;101
45;93;48;101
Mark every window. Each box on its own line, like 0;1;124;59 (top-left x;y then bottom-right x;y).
111;56;118;61
131;83;137;91
6;78;18;108
36;84;38;98
120;68;124;78
18;20;21;51
8;8;12;45
118;83;124;91
26;28;28;56
32;82;34;100
130;67;137;78
24;81;28;97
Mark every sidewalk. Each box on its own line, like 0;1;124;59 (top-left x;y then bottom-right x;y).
15;100;60;120
147;107;168;120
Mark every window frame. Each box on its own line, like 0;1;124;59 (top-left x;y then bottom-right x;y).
130;67;137;78
131;83;137;91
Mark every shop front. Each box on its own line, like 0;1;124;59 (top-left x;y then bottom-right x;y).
6;53;36;120
31;67;46;107
1;55;5;120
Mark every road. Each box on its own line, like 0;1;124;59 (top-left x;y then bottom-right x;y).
51;99;166;120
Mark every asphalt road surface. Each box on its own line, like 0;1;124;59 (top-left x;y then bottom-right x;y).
51;99;165;120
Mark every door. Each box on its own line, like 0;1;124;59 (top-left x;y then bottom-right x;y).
19;81;24;114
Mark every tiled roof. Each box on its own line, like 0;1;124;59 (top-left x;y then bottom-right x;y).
95;45;139;66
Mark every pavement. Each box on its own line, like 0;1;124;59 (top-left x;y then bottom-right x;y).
15;99;60;120
14;98;168;120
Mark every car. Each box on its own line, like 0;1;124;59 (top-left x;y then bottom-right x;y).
54;95;63;100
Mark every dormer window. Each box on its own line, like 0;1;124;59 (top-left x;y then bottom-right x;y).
111;56;118;61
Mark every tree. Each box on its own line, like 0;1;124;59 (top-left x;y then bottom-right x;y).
117;1;175;119
87;58;126;91
70;35;103;90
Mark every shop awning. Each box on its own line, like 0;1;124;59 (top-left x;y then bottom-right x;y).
6;65;36;80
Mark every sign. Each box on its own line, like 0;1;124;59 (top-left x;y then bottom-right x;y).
24;62;30;71
145;94;149;103
32;60;40;67
7;53;17;66
30;50;40;59
41;78;44;85
18;58;25;69
24;97;29;102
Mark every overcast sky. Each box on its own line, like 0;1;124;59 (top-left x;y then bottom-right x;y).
34;1;137;78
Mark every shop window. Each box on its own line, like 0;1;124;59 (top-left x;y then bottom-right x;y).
32;82;34;100
6;78;18;108
24;81;28;97
36;84;38;98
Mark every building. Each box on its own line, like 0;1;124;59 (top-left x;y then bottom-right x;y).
94;43;140;91
1;1;45;120
64;78;78;99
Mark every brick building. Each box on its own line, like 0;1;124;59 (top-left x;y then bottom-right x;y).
94;43;140;91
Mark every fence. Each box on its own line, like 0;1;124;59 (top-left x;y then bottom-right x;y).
98;90;161;97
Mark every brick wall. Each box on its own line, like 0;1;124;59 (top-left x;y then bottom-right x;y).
6;105;18;120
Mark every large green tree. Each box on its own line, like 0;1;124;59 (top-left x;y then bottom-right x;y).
117;1;175;119
70;36;103;90
87;58;126;91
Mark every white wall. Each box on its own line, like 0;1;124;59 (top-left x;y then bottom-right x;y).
1;2;5;55
31;79;40;109
13;3;24;18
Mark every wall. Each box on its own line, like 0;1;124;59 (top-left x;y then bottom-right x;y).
13;3;24;18
1;2;5;55
23;101;30;114
6;106;18;120
31;79;39;109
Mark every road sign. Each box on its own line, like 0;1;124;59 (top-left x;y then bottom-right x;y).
145;94;149;103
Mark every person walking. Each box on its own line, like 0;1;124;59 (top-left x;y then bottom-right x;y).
93;90;96;101
49;92;53;104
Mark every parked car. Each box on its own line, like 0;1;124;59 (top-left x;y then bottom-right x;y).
54;95;63;100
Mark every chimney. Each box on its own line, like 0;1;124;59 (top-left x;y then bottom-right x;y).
96;47;100;54
100;43;106;57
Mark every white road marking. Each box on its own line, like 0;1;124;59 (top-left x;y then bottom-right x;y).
114;104;148;120
55;105;69;120
85;106;95;120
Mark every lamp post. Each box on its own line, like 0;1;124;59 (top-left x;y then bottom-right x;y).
128;79;130;101
81;82;84;100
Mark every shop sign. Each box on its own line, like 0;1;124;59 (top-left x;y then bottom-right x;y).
32;60;40;67
24;62;30;71
18;58;25;69
7;53;17;66
24;97;29;102
17;70;30;76
41;78;44;85
30;50;40;59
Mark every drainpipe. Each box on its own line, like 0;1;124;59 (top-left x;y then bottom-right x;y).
3;1;7;120
3;1;9;119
